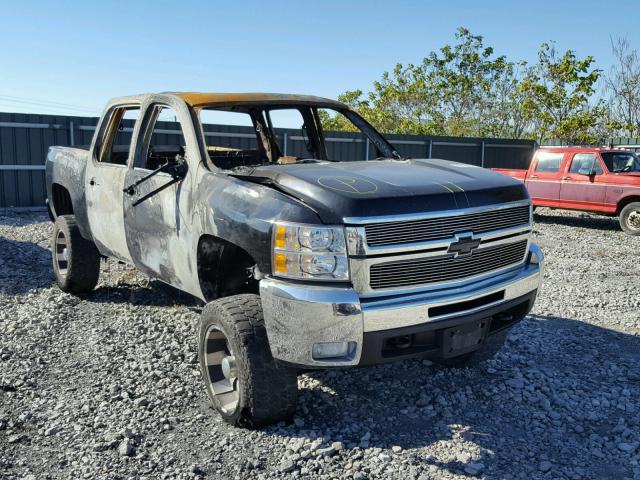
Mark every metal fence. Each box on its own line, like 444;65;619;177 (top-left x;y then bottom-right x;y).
0;111;537;210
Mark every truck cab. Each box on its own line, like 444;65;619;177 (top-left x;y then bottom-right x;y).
46;92;544;427
494;147;640;235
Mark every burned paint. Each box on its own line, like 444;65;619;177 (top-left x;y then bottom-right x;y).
173;92;345;109
45;92;529;303
235;159;528;223
317;176;379;195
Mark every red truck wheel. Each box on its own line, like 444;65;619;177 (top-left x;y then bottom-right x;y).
619;202;640;236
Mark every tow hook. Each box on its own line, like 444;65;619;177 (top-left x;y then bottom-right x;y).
387;335;412;349
493;312;513;322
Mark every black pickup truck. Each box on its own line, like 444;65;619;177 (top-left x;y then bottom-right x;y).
45;92;543;427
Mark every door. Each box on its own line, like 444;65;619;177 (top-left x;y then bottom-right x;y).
559;153;607;211
525;151;564;206
85;105;141;261
122;103;193;291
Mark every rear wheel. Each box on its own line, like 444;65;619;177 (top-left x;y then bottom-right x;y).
52;215;101;293
619;202;640;236
198;294;298;428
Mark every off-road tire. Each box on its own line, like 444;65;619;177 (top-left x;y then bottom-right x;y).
198;294;298;428
435;328;509;368
52;215;101;293
619;202;640;236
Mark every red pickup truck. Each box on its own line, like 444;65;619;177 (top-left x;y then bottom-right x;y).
493;147;640;235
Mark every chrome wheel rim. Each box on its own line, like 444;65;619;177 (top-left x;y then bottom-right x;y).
203;326;239;414
628;210;640;230
55;230;68;277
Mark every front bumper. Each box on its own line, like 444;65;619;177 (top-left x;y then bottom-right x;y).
260;243;543;367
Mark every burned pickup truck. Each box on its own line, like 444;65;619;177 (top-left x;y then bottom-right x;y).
46;92;543;427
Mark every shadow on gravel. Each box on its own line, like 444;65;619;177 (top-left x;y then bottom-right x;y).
0;226;198;306
279;314;640;478
0;237;53;294
0;212;48;227
86;281;200;308
534;211;621;232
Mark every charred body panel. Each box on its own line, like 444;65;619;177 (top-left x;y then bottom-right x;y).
117;94;324;299
237;159;528;223
45;146;91;238
121;94;201;294
193;173;321;277
45;91;543;375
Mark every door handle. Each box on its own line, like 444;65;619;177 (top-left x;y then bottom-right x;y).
562;177;570;180
529;175;538;179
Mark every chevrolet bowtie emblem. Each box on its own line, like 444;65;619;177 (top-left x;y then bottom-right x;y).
448;235;480;258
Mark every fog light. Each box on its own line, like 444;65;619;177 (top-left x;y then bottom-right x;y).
312;341;356;360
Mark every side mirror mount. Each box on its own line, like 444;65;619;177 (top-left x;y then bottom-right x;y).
124;154;188;207
166;153;188;180
578;167;596;177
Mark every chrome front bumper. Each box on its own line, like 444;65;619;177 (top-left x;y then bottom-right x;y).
260;243;543;367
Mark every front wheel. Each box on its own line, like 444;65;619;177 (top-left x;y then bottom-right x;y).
198;294;298;428
619;202;640;236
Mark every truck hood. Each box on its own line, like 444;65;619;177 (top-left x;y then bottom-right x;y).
236;158;529;224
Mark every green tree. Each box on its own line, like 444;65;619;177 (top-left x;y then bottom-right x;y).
321;62;444;135
519;42;606;144
323;28;527;137
326;29;613;143
423;27;523;137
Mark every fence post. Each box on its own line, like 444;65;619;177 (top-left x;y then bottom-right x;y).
428;139;433;158
69;121;75;146
480;140;485;168
283;132;288;156
365;138;370;160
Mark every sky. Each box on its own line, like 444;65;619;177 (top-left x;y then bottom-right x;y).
1;0;639;125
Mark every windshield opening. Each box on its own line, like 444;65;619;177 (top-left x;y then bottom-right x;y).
600;151;640;173
198;105;399;171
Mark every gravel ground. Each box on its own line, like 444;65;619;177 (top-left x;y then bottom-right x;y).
1;209;639;480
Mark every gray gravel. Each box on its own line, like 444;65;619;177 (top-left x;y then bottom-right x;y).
1;209;639;480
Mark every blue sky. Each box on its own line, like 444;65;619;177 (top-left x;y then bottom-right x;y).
1;0;639;124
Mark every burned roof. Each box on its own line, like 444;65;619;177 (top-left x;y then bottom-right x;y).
171;92;345;108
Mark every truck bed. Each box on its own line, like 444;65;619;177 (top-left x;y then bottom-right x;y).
45;145;91;235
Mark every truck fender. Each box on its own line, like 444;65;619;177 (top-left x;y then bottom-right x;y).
45;146;92;239
193;174;321;291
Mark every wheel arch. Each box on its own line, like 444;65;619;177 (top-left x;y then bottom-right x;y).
196;234;259;302
617;195;640;215
50;183;74;218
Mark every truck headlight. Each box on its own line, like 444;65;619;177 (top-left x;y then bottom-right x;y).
272;223;349;281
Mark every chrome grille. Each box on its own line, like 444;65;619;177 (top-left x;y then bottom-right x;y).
365;205;531;247
369;239;528;290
